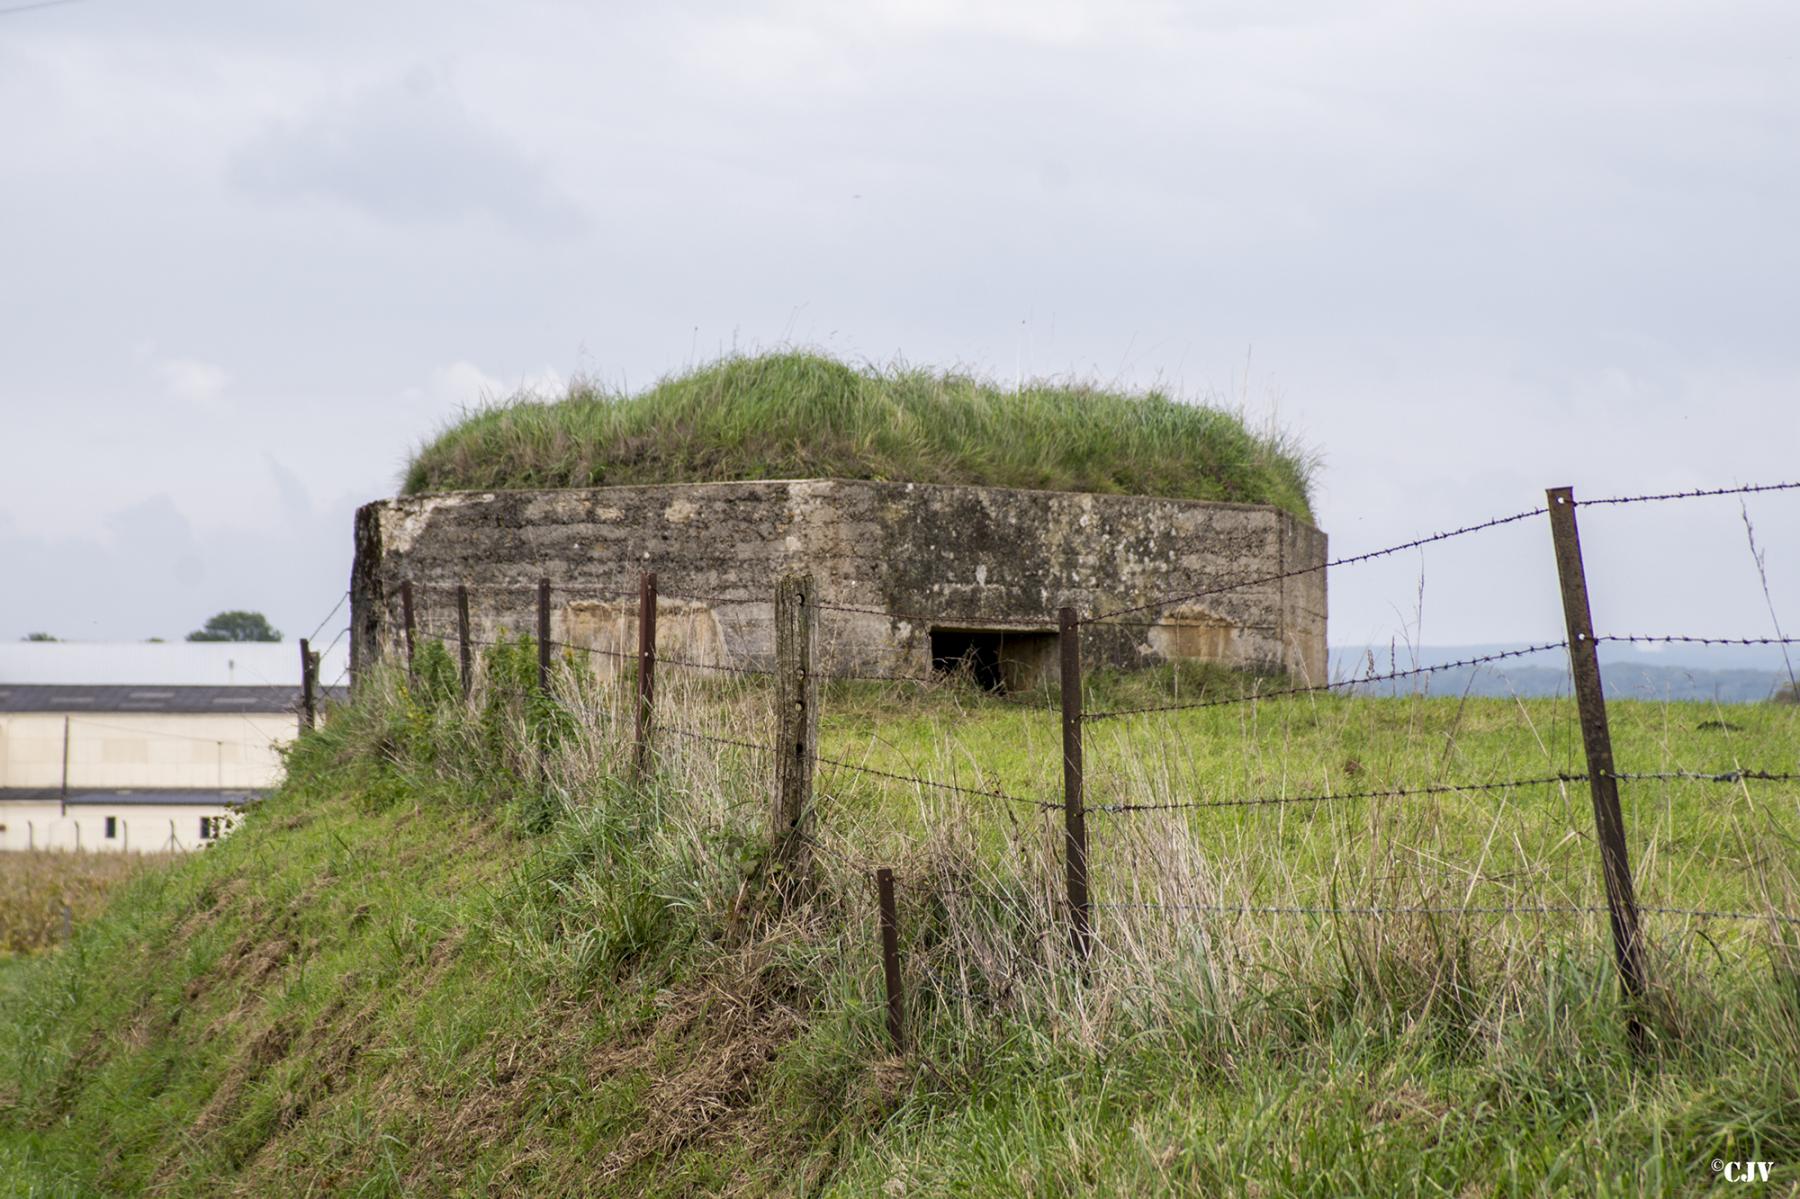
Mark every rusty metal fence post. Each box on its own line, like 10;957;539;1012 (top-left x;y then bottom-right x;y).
771;574;818;896
1547;486;1650;1034
399;579;416;675
536;578;552;697
1059;606;1092;965
634;571;658;779
299;638;317;733
877;867;906;1052
456;584;473;700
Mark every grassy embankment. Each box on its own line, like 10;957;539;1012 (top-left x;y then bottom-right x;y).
1;640;1795;1196
400;351;1317;521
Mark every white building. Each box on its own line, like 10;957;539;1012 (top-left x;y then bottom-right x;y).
0;790;247;853
0;642;346;853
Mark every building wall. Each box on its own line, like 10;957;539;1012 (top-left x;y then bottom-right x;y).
0;800;238;853
0;713;294;789
352;479;1328;682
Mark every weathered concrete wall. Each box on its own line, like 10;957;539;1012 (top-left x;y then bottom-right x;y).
350;480;1326;683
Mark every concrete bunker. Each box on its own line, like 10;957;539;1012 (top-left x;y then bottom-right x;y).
350;479;1327;684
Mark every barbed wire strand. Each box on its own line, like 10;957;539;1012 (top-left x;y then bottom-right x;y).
409;630;1044;691
1082;506;1550;625
1581;481;1800;507
317;625;350;662
1083;642;1569;722
1597;634;1800;647
811;598;1057;626
1092;772;1589;815
657;725;775;755
1096;901;1799;926
815;753;1060;810
1613;769;1800;784
306;591;349;643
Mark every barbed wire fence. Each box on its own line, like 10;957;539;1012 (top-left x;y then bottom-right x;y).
347;479;1800;1050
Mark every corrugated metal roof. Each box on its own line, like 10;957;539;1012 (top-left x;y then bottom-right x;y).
0;641;349;686
0;684;346;714
0;788;262;806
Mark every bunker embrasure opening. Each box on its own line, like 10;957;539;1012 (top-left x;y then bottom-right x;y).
928;627;1057;693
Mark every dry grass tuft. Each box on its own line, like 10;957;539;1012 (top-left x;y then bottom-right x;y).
0;851;176;955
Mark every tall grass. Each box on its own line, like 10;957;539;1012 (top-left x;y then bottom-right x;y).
2;633;1795;1194
0;852;173;956
401;351;1318;520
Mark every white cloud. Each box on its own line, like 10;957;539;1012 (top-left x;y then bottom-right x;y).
228;67;587;238
155;357;233;411
424;361;566;409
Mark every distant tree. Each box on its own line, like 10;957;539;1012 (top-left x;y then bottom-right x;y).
1778;682;1799;705
186;611;282;643
21;632;58;642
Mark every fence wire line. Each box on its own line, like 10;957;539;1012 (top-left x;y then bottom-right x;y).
405;629;1056;693
317;625;350;662
416;633;737;680
815;752;1059;810
1581;481;1800;507
1083;642;1570;722
1081;505;1550;625
549;638;778;678
1091;771;1590;815
1614;769;1800;784
652;589;764;607
1093;901;1800;926
657;725;775;755
386;477;1794;631
1596;634;1800;647
306;591;348;643
64;716;287;751
393;579;1057;632
811;597;1058;626
437;629;1042;690
645;726;1055;811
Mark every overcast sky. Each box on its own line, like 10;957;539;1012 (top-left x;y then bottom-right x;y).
4;0;1797;656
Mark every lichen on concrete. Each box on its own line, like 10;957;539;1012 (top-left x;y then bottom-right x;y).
350;479;1326;683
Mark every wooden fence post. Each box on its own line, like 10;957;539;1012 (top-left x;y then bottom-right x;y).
537;578;552;697
457;584;473;700
1547;486;1649;1032
299;638;317;733
634;571;658;779
1059;607;1092;965
399;580;416;674
877;867;906;1052
771;574;818;894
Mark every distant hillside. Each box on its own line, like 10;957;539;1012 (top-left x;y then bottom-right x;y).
1330;643;1797;703
402;352;1317;520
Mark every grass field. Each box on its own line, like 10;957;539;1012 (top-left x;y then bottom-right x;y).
400;351;1317;519
0;643;1794;1196
0;851;177;957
